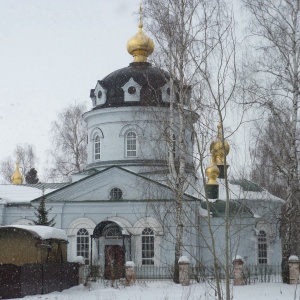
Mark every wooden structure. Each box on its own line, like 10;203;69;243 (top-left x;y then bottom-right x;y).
0;225;68;266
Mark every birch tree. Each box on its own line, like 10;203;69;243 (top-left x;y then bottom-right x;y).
243;0;300;282
145;0;196;283
145;1;239;298
190;2;239;298
250;115;290;200
0;144;37;183
46;103;87;182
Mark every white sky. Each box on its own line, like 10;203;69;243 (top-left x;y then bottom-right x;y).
0;0;253;182
0;0;139;179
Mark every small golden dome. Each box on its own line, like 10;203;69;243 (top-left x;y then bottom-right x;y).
11;162;23;185
205;164;220;185
210;123;230;165
127;24;154;62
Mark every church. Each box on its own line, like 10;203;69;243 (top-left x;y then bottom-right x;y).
0;19;283;276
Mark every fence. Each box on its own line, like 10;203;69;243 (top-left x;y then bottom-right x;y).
244;264;282;284
135;265;229;282
136;265;173;280
85;264;282;285
0;263;79;299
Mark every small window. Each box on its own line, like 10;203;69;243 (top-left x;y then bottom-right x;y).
258;230;267;264
104;225;122;239
110;188;123;200
94;135;100;160
126;131;137;157
128;86;136;94
77;228;89;265
142;228;154;265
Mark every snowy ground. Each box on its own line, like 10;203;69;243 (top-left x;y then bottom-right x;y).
11;281;300;300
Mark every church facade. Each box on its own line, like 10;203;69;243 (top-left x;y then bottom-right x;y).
0;22;283;275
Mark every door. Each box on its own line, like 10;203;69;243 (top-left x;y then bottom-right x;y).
104;245;125;279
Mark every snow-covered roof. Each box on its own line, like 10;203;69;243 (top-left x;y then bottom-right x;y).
187;177;284;203
222;179;284;203
0;184;60;204
1;225;68;240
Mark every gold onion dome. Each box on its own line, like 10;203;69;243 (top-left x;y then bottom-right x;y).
127;23;154;62
11;162;23;185
210;123;230;165
206;164;220;185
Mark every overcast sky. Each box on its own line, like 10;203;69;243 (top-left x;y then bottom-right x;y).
0;0;140;180
0;0;251;182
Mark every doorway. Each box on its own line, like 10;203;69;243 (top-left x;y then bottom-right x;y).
104;245;125;279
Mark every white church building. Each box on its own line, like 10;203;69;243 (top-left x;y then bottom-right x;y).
0;21;283;276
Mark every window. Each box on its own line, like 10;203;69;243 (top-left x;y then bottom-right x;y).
77;228;89;264
121;77;141;102
258;230;267;264
104;225;122;239
94;135;100;160
142;228;154;265
126;131;137;157
110;188;123;200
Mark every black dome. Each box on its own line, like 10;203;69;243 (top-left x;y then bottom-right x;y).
91;62;172;109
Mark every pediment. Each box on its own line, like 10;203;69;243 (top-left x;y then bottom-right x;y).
36;167;177;202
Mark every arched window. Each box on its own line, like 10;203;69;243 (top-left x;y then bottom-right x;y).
126;131;137;157
110;188;123;200
94;135;100;160
142;228;154;265
104;225;122;239
258;230;267;264
77;228;90;264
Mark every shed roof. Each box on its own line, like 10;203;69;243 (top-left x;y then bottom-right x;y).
1;225;68;240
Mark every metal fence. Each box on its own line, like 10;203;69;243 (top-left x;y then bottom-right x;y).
244;264;282;284
136;265;173;281
85;264;282;285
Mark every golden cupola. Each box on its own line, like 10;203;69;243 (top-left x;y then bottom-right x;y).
127;23;154;62
210;123;230;164
205;123;230;199
205;164;220;185
11;162;23;185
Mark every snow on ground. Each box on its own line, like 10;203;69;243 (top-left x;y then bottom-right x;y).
12;281;300;300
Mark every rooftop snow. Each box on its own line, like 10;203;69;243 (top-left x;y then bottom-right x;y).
2;225;68;240
0;185;57;203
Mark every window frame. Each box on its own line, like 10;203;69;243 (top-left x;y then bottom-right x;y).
258;230;268;264
94;134;101;161
110;187;123;201
76;228;90;265
126;131;137;158
141;227;155;265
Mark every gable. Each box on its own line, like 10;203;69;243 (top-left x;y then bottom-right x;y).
36;167;182;202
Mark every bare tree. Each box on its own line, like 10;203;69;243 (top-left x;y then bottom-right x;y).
243;0;300;282
145;0;202;284
0;144;37;183
191;1;240;298
46;103;87;182
250;115;290;200
0;157;14;183
145;1;241;298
